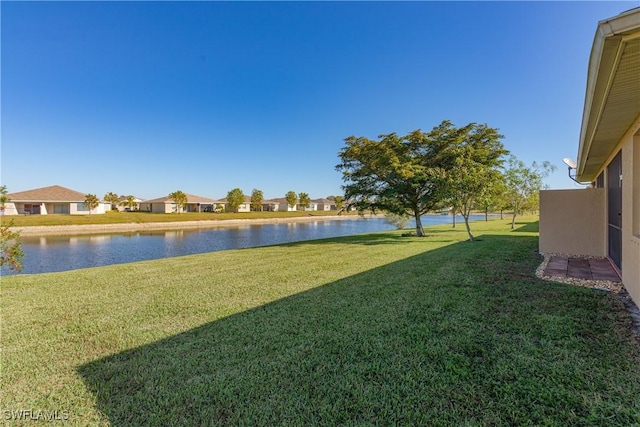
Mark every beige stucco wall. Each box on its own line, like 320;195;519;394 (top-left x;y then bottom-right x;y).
2;202;19;215
535;112;639;304
3;202;108;215
539;189;606;256
620;121;640;306
69;202;106;215
143;202;174;213
577;117;640;305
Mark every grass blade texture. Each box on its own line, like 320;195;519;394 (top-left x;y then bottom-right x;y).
2;216;639;425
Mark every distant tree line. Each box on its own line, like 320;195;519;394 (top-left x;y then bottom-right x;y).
100;188;346;214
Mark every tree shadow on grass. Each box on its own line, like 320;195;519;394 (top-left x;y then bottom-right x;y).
78;234;638;426
512;221;539;233
277;231;459;248
278;232;409;247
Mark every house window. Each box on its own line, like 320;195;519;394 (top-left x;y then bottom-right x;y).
77;203;89;211
53;204;70;214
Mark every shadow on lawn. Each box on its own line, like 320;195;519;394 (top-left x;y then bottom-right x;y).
279;232;410;247
278;231;459;248
512;221;539;233
78;233;633;425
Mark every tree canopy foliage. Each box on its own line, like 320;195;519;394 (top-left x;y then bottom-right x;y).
168;190;187;213
84;194;100;215
334;196;344;211
226;188;245;213
0;185;23;271
0;185;9;209
120;195;138;211
337;120;509;238
443;122;508;241
250;189;264;212
104;192;119;209
285;191;298;209
298;192;311;210
337;129;449;236
504;156;555;229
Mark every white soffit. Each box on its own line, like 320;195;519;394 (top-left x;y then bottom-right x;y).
577;8;640;182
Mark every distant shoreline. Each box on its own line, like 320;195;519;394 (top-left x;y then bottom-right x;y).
14;214;381;237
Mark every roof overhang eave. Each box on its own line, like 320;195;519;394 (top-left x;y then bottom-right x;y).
576;8;640;182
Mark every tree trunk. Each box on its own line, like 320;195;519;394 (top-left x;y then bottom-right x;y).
463;213;475;241
511;201;520;229
485;208;488;222
500;209;504;220
414;211;424;237
452;210;456;228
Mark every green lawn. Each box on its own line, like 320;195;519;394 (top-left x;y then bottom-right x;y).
1;210;357;227
2;217;639;425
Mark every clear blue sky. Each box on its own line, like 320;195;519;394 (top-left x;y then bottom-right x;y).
1;1;637;200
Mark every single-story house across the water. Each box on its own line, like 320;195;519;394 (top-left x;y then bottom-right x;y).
261;199;280;212
311;198;335;211
3;185;110;215
539;8;640;307
217;195;252;213
268;197;297;212
139;194;220;213
116;195;144;212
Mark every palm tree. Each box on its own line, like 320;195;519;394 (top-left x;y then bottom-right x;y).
84;194;100;215
120;195;138;212
168;190;188;213
104;192;119;210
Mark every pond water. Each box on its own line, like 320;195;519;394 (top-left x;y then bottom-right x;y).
7;214;488;275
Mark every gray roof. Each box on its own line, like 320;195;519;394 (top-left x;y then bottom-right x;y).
218;195;252;203
6;185;89;202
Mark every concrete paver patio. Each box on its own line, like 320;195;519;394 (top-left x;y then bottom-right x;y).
543;256;621;282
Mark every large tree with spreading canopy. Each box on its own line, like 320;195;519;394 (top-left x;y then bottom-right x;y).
337;122;454;237
337;120;508;238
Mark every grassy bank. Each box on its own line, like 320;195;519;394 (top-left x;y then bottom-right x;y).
1;210;359;227
2;216;639;425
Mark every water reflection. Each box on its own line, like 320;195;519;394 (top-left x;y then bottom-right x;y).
9;218;395;274
7;215;487;275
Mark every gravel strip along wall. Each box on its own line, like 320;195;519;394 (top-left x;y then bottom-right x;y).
537;253;640;341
